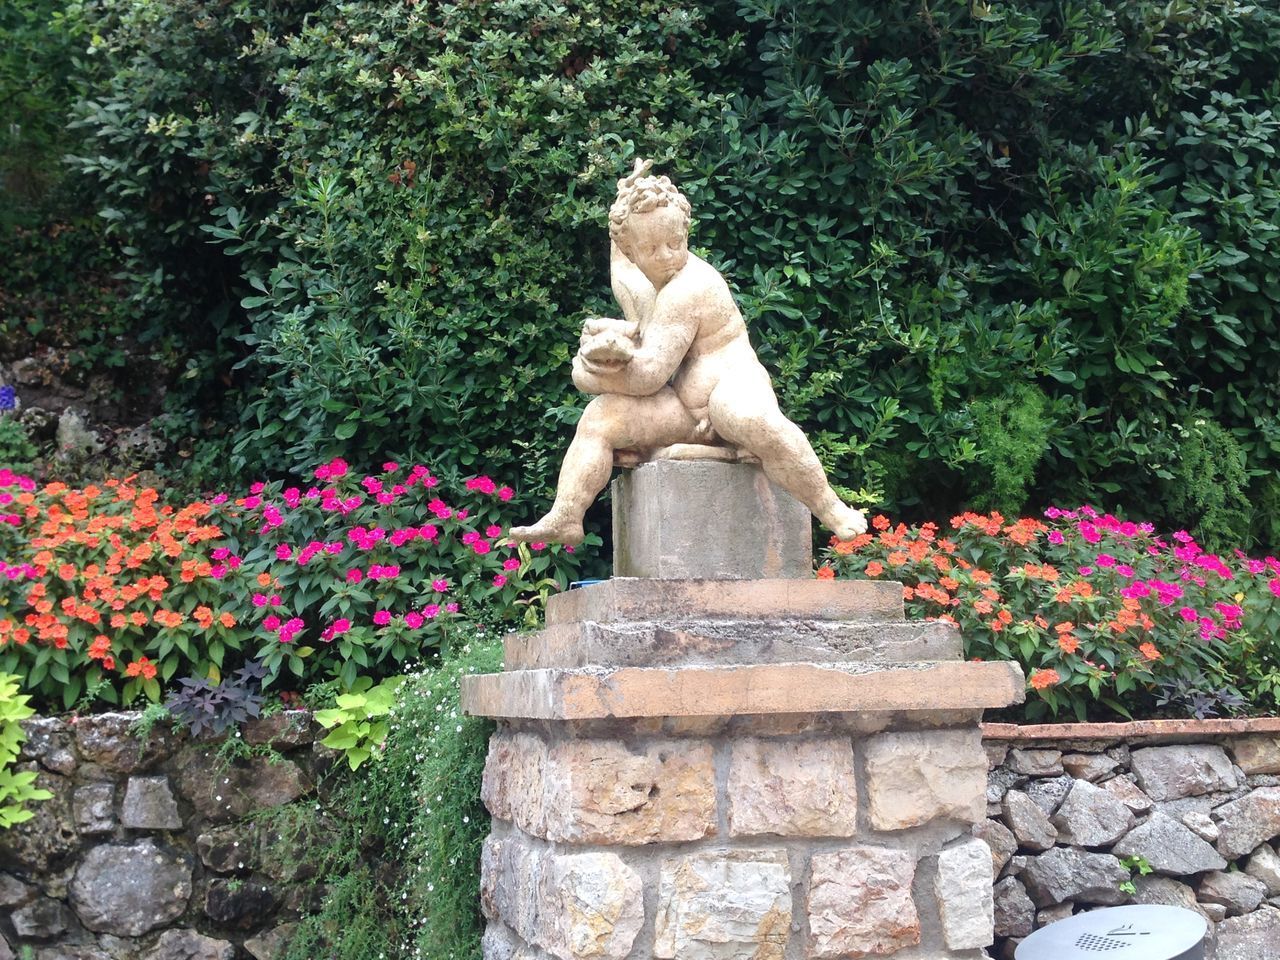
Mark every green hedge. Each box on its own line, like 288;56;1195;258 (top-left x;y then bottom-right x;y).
46;0;1280;547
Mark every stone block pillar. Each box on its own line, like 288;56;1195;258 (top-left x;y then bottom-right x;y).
462;576;1025;960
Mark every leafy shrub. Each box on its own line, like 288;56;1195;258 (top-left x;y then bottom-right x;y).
0;462;591;710
820;508;1280;721
0;671;52;828
313;674;404;770
277;637;500;960
56;0;1280;549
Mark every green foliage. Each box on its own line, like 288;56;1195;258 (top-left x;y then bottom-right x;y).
49;0;1280;547
0;418;38;474
968;386;1051;516
0;672;53;829
313;674;404;770
280;637;500;960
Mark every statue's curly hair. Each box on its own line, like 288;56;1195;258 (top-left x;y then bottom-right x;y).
608;158;691;244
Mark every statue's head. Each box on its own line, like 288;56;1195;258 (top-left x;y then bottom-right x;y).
608;159;692;289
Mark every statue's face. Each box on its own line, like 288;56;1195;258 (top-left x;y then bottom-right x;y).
619;205;689;289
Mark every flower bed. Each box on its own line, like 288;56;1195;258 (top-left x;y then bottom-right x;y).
0;462;591;710
821;508;1280;721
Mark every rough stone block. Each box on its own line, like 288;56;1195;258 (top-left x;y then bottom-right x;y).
544;577;904;627
1215;787;1280;860
503;617;962;671
73;782;115;835
654;850;791;959
807;846;919;958
69;838;193;936
480;835;643;960
727;737;857;837
1130;744;1239;801
1114;811;1226;875
462;660;1024;720
1051;779;1135;847
481;732;715;844
121;775;182;830
1231;736;1280;775
612;461;812;579
936;838;995;950
864;729;988;830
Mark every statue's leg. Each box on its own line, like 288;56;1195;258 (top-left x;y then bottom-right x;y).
510;389;698;545
707;379;867;541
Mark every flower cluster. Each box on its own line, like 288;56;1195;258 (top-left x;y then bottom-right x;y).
821;508;1280;721
0;462;594;710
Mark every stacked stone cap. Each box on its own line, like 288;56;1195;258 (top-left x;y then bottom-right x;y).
461;578;1024;720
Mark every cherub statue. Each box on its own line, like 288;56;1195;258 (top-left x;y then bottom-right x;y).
510;159;867;546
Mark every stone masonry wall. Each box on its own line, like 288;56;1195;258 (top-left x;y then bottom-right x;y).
981;725;1280;960
0;711;327;960
480;711;996;960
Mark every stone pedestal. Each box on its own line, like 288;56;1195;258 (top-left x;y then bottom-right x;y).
461;579;1025;960
612;461;812;579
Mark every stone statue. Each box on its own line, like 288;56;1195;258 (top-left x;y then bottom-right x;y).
510;159;867;546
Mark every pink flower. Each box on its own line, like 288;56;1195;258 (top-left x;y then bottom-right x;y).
457;509;469;520
269;594;282;607
211;547;231;561
419;524;439;540
263;614;282;631
465;475;497;494
228;556;242;569
462;531;479;545
497;485;514;501
243;496;262;509
252;593;268;607
1078;566;1094;576
432;578;448;592
211;493;228;505
1179;606;1199;622
473;539;491;555
494;574;507;587
1116;564;1135;578
486;524;503;538
423;604;440;619
1271;578;1280;598
276;544;293;561
332;618;352;634
1173;530;1194;543
346;568;363;583
1096;554;1116;568
373;610;392;626
404;611;424;629
383;461;400;472
531;541;546;551
1047;530;1065;545
503;558;521;571
1079;523;1101;544
362;477;383;494
445;602;459;613
250;482;265;494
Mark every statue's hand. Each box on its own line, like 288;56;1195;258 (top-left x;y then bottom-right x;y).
580;316;639;342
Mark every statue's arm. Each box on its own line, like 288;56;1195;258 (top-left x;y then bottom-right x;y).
573;288;700;397
610;241;655;329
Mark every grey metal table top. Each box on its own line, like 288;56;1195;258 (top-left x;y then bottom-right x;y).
1015;904;1208;959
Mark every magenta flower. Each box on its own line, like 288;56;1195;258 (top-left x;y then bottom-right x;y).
423;604;440;619
445;602;459;613
497;486;514;501
404;611;424;629
276;544;293;561
383;461;400;472
1047;530;1065;545
263;614;282;630
503;558;521;571
485;524;503;538
373;610;392;626
346;569;363;584
494;574;507;587
432;579;448;592
473;540;491;555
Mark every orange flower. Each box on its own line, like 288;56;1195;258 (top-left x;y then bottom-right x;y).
256;572;273;588
833;539;855;556
973;600;994;615
124;657;158;680
816;566;836;580
865;561;884;577
1029;668;1061;690
1058;634;1080;654
218;611;236;628
1139;642;1161;661
871;514;891;531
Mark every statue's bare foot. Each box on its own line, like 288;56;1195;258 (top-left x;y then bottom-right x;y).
825;503;868;541
509;513;586;547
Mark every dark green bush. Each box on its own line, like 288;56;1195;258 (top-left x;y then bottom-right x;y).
56;0;1280;546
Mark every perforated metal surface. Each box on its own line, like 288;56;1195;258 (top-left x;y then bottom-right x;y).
1016;905;1207;960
